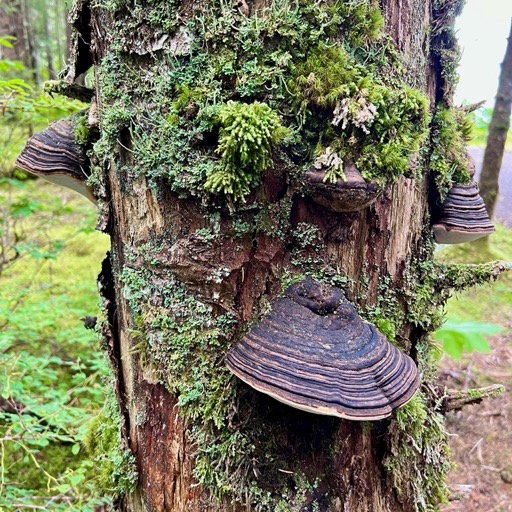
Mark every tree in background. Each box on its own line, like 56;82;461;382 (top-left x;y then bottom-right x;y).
0;0;70;83
479;18;512;219
0;0;38;81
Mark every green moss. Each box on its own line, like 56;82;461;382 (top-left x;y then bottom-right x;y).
385;392;451;511
93;0;432;206
204;101;290;201
291;46;430;186
83;395;137;497
430;106;473;199
72;111;90;146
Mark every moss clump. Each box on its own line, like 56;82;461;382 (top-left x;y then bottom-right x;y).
93;0;432;205
69;111;91;147
385;392;451;511
83;394;137;497
440;261;511;291
291;46;430;186
204;101;290;201
430;106;473;199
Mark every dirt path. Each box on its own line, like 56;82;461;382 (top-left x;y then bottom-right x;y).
470;148;512;228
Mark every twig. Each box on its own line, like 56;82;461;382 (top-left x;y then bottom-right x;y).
442;384;506;413
44;80;94;102
463;360;473;392
447;484;473;501
459;100;486;113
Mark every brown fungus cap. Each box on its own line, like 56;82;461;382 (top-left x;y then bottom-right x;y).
304;164;381;212
225;277;420;421
15;118;95;203
432;182;494;244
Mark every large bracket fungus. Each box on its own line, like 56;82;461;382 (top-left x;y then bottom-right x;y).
303;163;381;213
432;181;495;244
15;118;95;204
225;278;420;421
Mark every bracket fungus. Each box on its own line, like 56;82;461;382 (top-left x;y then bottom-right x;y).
304;163;381;212
225;278;420;420
15;119;95;204
432;182;494;244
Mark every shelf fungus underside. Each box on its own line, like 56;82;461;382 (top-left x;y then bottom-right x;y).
225;278;420;421
304;164;381;213
15;119;95;203
433;182;494;244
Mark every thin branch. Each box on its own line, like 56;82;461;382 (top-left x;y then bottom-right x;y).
442;384;505;413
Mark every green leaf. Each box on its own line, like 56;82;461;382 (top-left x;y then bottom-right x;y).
71;443;81;455
68;472;85;485
434;318;503;360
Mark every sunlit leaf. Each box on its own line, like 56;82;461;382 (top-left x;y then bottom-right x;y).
434;318;503;360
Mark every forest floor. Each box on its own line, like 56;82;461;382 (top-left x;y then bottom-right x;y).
441;326;512;512
440;150;512;512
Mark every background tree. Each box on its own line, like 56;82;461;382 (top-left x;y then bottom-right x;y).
478;18;512;219
28;0;507;510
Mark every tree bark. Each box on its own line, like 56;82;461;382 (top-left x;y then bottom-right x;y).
82;1;463;510
0;0;26;64
479;18;512;218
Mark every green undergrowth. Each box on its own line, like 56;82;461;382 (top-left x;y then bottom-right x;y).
0;181;113;510
436;223;512;325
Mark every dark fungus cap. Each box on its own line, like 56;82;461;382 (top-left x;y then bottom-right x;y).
226;277;420;421
433;182;494;244
15;119;95;203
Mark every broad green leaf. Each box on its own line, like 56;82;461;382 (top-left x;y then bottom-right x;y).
434;318;503;360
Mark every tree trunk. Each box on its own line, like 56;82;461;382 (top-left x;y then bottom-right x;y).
78;0;474;510
478;18;512;219
0;0;27;64
19;0;39;83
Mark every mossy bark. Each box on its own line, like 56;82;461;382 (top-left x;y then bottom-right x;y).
86;1;454;510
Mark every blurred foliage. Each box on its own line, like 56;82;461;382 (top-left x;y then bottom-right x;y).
469;106;512;148
0;181;111;510
1;32;113;509
436;223;512;360
434;318;503;360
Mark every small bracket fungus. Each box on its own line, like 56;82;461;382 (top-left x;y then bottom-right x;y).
225;277;420;421
15;119;95;204
432;182;494;244
304;163;381;212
